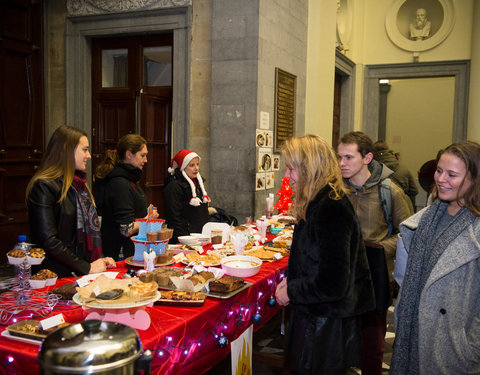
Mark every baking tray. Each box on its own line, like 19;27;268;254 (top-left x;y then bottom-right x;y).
158;281;252;299
155;291;206;307
1;330;42;345
5;320;46;341
5;319;69;341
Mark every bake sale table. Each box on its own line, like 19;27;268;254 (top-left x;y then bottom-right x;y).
0;256;288;375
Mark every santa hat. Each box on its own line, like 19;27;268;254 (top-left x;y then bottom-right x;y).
168;149;210;206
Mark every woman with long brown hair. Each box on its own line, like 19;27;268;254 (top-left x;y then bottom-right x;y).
95;133;158;260
391;141;480;375
26;125;115;277
275;135;374;374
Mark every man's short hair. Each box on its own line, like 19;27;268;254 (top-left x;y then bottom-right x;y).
373;140;389;153
339;131;374;157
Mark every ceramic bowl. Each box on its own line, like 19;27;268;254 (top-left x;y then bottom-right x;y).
269;227;283;235
221;255;262;278
190;233;211;245
178;236;201;246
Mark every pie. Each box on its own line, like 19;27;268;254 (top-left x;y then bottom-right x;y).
128;281;158;299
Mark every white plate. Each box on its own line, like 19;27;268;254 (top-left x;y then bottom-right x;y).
1;330;41;345
201;222;231;244
72;291;160;309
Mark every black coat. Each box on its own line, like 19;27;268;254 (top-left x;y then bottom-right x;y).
163;171;209;243
287;185;375;317
27;179;91;277
99;163;147;260
285;186;375;373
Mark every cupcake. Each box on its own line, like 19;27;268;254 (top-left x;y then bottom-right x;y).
29;273;47;289
157;228;174;241
146;232;157;242
7;249;26;265
27;248;45;265
38;269;58;286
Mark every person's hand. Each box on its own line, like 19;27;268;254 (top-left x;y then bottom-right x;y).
275;278;289;306
144;206;159;220
89;257;116;274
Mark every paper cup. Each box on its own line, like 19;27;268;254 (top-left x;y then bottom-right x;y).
29;279;47;289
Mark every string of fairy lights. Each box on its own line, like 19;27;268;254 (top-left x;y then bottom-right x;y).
146;269;286;361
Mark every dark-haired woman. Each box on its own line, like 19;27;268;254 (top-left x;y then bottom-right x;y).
26;125;116;278
95;134;158;260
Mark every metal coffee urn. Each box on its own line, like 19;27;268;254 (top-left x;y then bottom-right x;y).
38;320;152;374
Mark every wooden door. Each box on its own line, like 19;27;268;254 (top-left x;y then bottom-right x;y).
91;34;172;217
0;0;45;255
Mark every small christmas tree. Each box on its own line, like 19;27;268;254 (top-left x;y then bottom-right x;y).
274;177;294;214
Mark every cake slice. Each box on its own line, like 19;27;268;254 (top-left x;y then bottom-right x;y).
209;275;245;293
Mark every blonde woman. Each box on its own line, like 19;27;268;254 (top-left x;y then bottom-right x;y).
26;125;115;277
275;135;374;374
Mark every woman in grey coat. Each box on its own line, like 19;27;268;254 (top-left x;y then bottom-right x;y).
391;141;480;375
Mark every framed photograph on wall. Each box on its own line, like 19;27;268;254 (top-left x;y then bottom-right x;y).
266;172;275;190
257;148;272;172
255;173;266;191
272;154;280;171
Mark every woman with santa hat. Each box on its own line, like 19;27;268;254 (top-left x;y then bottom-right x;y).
163;149;211;243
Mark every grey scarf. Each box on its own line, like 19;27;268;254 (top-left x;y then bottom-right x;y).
390;200;476;374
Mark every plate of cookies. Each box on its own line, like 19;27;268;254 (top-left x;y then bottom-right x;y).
181;252;223;267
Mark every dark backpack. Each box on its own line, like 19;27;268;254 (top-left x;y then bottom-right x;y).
378;178;393;236
208;207;238;226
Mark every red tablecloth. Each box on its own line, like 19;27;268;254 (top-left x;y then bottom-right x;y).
0;255;288;375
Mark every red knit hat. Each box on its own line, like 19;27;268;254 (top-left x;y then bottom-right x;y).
168;149;210;206
168;149;200;173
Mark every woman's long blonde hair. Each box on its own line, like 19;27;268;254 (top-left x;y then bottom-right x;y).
26;125;88;202
282;135;345;221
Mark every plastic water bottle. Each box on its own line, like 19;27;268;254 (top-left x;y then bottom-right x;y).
12;235;32;286
266;193;274;219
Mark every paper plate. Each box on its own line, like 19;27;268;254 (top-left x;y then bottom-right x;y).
72;291;160;309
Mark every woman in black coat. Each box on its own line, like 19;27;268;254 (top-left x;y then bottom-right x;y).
95;134;158;260
275;135;375;374
163;149;210;243
26;125;116;278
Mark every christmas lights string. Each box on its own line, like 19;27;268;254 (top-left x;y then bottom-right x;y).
146;269;286;359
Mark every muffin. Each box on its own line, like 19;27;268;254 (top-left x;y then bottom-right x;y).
146;232;157;242
157;228;174;241
7;249;26;265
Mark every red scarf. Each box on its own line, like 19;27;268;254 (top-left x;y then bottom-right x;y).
72;171;102;261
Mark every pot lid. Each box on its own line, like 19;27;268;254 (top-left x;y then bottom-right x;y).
38;320;142;372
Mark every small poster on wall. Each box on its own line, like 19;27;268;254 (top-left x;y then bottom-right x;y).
256;173;266;191
260;111;269;130
257;148;272;172
266;172;275;189
272;154;280;171
256;130;273;148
